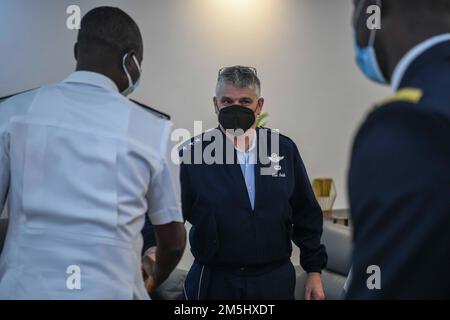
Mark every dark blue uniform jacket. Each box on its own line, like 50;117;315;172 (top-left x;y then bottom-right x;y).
143;127;327;274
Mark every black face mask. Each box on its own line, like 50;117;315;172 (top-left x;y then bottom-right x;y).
218;105;256;135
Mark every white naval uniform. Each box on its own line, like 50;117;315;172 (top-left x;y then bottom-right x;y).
0;71;183;299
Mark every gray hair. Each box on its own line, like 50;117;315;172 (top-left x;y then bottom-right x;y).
216;66;261;98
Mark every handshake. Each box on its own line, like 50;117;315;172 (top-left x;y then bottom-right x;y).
142;246;158;295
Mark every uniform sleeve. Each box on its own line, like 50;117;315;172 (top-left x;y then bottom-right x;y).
146;158;184;225
0;122;9;213
0;98;12;213
142;125;183;250
0;90;37;214
143;116;183;225
142;145;190;253
290;142;328;273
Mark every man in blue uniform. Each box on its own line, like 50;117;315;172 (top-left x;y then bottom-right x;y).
143;66;327;300
348;0;450;299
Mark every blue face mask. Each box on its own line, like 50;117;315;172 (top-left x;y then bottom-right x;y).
353;0;387;84
121;53;142;97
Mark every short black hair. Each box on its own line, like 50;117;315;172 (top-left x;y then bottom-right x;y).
77;6;142;56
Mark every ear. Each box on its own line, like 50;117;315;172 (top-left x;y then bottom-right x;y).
256;97;265;115
74;43;78;61
213;97;219;114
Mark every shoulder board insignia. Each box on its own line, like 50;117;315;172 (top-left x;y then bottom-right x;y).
179;136;202;152
0;88;38;102
377;88;423;107
130;99;171;120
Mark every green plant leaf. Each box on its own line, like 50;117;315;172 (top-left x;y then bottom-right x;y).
256;112;269;128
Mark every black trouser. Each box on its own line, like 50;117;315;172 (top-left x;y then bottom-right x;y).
183;259;296;300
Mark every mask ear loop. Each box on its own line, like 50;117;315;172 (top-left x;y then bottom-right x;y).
131;55;142;74
122;53;134;88
354;0;381;48
122;53;141;86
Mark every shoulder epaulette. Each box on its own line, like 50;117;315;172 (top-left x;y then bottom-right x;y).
130;99;171;120
0;88;38;102
377;88;423;108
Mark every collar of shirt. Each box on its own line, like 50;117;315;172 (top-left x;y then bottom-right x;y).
391;33;450;92
235;134;257;165
62;71;119;93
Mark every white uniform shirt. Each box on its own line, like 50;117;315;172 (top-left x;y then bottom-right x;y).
0;71;183;299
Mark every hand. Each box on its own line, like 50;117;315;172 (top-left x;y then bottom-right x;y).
142;247;157;294
143;246;157;262
304;272;325;300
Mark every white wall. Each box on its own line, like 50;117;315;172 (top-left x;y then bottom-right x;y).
0;0;391;269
